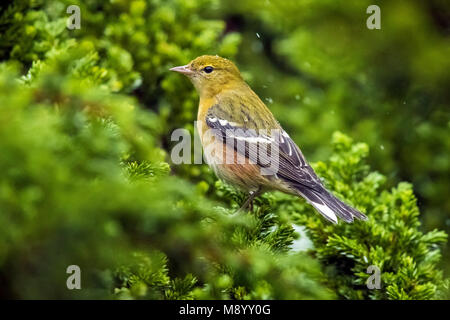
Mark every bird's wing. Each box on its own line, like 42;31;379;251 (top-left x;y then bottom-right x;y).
205;100;367;223
204;102;324;192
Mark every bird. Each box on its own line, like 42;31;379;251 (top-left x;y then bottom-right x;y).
170;55;367;224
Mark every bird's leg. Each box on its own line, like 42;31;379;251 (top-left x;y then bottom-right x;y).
233;187;261;215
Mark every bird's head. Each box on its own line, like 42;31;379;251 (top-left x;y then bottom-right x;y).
170;55;244;97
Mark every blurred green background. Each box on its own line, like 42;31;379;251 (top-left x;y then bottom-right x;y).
0;0;448;299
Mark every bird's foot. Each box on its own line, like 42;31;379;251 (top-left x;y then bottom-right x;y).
231;188;261;216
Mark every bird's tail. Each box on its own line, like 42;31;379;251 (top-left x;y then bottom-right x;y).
294;184;367;224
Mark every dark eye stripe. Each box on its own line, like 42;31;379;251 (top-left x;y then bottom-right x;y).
203;66;214;73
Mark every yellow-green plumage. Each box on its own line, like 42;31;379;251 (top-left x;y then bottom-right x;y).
170;55;368;224
184;55;278;129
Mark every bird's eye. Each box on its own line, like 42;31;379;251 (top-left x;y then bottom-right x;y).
203;66;214;73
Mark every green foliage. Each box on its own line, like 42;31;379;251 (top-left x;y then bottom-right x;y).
0;52;333;300
0;0;448;300
286;132;448;299
114;252;198;300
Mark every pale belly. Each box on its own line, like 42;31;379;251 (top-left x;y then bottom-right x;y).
197;121;295;194
201;139;295;194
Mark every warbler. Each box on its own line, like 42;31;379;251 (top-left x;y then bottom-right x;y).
170;55;367;223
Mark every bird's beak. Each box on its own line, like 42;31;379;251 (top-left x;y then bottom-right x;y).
169;64;194;75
